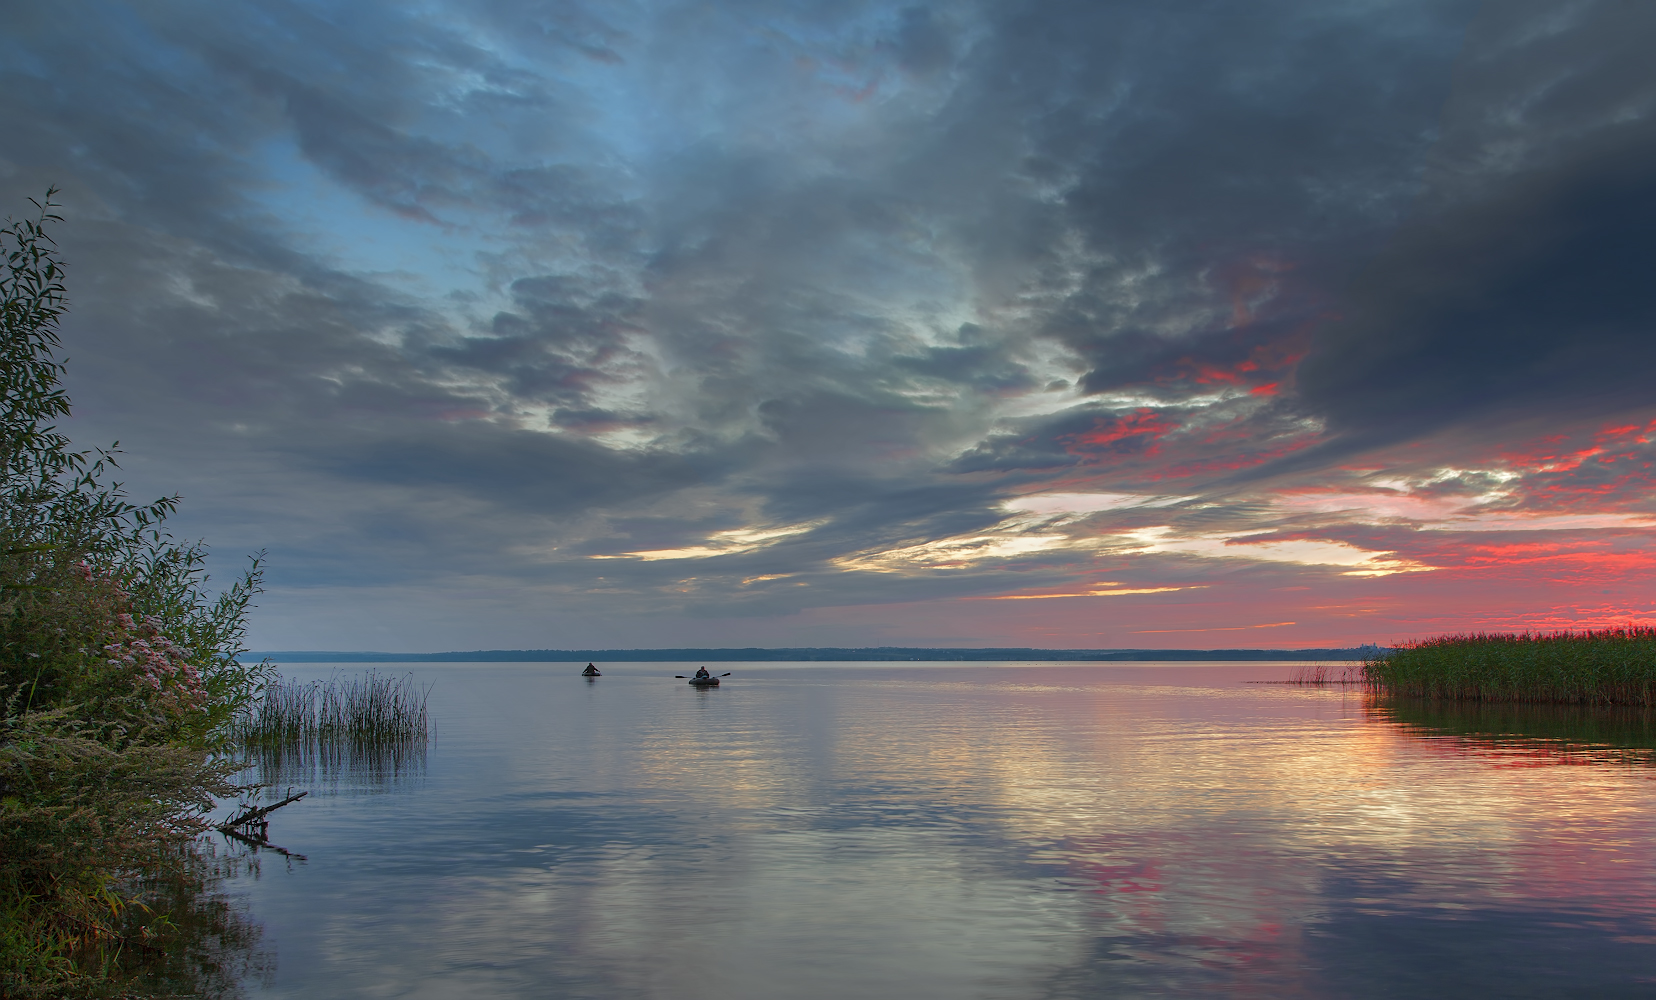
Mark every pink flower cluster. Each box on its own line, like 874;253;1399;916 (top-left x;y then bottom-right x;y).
103;610;207;712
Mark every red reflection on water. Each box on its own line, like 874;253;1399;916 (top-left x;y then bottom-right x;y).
1063;835;1164;895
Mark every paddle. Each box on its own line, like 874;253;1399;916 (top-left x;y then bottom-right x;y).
674;672;733;679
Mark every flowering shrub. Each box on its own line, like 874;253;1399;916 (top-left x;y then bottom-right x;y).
80;562;211;718
0;193;270;995
110;614;206;709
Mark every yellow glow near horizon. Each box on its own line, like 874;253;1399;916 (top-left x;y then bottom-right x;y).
1114;527;1431;576
593;522;823;561
986;585;1201;600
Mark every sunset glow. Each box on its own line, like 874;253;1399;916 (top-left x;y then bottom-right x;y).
7;1;1653;650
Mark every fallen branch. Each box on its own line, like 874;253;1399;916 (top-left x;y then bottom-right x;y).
218;824;308;860
216;789;307;834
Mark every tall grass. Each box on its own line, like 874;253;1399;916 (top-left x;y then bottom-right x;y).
233;672;429;785
1363;627;1656;705
1286;662;1364;684
237;671;429;743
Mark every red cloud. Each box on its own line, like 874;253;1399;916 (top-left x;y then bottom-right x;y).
1064;409;1178;461
1405;536;1656;583
1496;416;1656;511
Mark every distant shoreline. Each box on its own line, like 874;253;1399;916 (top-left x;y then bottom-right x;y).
250;646;1387;663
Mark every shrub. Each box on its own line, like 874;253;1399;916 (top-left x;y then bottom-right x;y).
0;192;270;995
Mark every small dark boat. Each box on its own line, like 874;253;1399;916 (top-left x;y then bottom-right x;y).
581;663;601;677
688;675;720;687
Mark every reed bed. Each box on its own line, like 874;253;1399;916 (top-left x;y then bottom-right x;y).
233;671;429;785
1363;627;1656;705
1287;663;1364;684
1248;662;1365;684
237;671;430;744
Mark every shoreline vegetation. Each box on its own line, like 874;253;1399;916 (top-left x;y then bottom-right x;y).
233;671;429;747
1362;628;1656;705
0;194;270;997
234;671;430;788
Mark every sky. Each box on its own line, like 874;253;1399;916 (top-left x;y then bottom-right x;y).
3;0;1655;652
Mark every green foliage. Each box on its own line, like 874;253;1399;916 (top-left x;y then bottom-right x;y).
0;192;271;996
1363;627;1656;705
236;671;429;746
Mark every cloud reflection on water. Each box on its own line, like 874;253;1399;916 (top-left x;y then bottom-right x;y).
237;663;1656;998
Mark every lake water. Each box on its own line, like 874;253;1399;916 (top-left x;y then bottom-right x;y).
226;661;1656;998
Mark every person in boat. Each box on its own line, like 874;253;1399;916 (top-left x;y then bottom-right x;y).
693;666;711;680
581;663;600;677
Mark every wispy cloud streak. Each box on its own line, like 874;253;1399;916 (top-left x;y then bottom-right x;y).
3;0;1653;649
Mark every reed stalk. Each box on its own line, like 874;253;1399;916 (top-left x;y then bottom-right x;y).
1285;663;1364;684
233;672;429;785
236;671;429;745
1363;627;1656;705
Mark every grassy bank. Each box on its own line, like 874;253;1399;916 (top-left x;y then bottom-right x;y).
1363;628;1656;705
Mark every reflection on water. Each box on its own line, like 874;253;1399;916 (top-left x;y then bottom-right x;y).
115;841;275;999
234;663;1656;999
239;736;426;794
1373;697;1656;764
236;670;430;795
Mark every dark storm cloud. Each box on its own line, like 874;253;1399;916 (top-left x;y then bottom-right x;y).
2;2;640;402
1;0;635;274
956;0;1479;396
199;3;632;232
949;396;1316;488
1299;126;1656;446
890;339;1036;395
1295;0;1656;462
312;423;706;513
893;6;954;75
951;408;1146;474
430;274;644;410
12;0;1645;647
764;471;1005;548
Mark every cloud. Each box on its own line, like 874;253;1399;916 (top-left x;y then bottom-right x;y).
1296;0;1656;460
4;0;1653;648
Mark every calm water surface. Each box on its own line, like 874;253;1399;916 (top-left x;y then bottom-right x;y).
231;662;1656;998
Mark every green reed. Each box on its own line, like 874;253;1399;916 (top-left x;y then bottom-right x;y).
235;671;428;757
1286;662;1364;684
1363;627;1656;705
232;672;429;787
